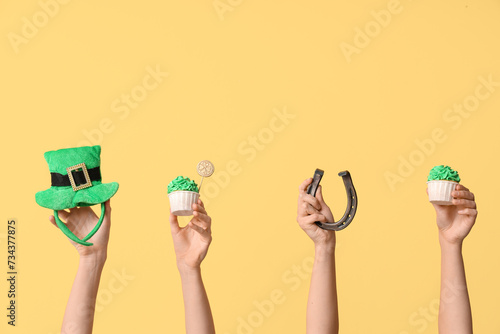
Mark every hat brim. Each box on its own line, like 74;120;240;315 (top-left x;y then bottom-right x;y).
36;182;119;211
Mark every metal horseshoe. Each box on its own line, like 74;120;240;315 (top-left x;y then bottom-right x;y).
306;169;358;231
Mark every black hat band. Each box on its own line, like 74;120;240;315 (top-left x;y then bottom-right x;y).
51;166;101;188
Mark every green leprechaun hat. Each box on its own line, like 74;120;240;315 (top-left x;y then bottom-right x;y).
35;146;119;246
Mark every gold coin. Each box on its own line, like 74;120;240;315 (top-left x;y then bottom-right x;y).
197;160;214;177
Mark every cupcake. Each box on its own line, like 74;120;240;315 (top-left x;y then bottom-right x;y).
168;176;200;216
427;165;460;205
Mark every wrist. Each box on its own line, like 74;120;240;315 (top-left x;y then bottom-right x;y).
439;233;463;251
314;243;335;262
177;262;202;279
314;236;336;252
79;251;107;267
311;229;336;249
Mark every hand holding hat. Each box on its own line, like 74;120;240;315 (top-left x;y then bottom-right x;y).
49;200;112;257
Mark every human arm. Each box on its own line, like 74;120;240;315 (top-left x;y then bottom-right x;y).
49;200;111;334
430;184;477;334
297;178;338;334
170;199;215;334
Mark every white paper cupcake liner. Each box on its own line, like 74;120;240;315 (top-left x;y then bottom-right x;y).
168;191;200;216
427;180;458;205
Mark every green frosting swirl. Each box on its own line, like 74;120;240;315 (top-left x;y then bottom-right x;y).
168;176;199;194
427;165;460;182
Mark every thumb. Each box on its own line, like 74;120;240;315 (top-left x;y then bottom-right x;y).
316;185;326;204
102;200;112;227
169;213;181;234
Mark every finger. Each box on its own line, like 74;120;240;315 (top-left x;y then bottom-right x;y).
299;213;328;226
197;198;206;209
49;215;58;228
452;190;475;201
193;211;211;228
193;202;207;215
316;185;325;203
302;194;321;211
169;213;181;234
297;201;309;217
299;178;313;193
188;221;211;240
305;203;321;216
452;198;476;208
297;200;321;217
455;184;469;192
457;208;478;217
57;209;70;221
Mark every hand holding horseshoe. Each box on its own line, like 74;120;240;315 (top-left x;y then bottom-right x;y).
308;170;358;231
297;177;336;247
297;169;358;241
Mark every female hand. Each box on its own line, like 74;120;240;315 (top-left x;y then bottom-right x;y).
429;184;478;245
297;178;335;249
49;200;111;262
170;199;212;272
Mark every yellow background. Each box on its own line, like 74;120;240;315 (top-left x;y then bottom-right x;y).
1;0;499;333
